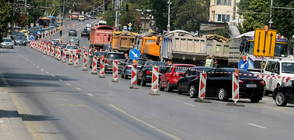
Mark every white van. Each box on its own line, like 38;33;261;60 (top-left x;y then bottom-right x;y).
263;58;294;93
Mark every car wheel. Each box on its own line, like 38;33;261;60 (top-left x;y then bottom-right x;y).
11;46;13;49
140;79;146;86
189;85;197;98
159;81;164;91
275;92;287;106
121;72;124;78
218;88;228;101
124;72;127;79
166;81;172;92
250;97;261;103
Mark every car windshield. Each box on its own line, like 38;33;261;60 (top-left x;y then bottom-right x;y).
16;36;26;39
190;67;214;75
67;46;78;49
3;39;12;42
137;60;146;65
106;53;125;59
60;44;67;48
71;38;78;41
94;52;106;57
282;62;294;73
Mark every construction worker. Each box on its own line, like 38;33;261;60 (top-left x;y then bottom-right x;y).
205;55;213;67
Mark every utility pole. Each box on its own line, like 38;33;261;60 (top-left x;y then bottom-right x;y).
103;0;105;14
167;0;172;32
115;0;119;30
269;0;273;28
60;0;65;42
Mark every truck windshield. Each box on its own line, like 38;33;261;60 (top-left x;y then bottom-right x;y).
282;62;294;74
247;41;287;57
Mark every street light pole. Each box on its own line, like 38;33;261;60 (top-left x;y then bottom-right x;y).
269;0;273;28
167;0;171;32
60;0;65;42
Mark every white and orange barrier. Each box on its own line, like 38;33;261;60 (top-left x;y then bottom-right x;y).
112;60;118;82
150;66;159;95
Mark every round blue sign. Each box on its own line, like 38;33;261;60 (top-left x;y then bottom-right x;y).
238;59;249;70
129;49;140;60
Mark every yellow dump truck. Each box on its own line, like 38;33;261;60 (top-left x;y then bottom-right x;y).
134;32;161;60
111;31;138;52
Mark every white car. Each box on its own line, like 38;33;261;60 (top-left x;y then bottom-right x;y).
263;59;294;94
0;38;14;49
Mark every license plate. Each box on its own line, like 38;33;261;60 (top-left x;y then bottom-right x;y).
246;84;257;88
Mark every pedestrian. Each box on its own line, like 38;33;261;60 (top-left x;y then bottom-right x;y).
212;55;218;68
204;55;213;67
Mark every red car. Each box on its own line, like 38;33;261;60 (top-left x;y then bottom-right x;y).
159;64;196;92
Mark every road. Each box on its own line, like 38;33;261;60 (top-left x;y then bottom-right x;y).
1;19;294;140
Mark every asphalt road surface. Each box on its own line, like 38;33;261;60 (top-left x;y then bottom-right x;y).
1;20;294;140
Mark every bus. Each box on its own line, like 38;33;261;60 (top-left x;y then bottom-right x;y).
38;17;55;28
71;12;79;20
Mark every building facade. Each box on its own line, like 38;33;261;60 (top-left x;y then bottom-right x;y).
209;0;242;25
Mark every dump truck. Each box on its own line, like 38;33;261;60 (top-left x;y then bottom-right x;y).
161;30;230;66
111;31;138;52
134;32;161;60
89;25;114;50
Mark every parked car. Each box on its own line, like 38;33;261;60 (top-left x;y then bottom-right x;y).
273;82;294;106
63;45;81;58
177;66;215;97
263;59;294;95
104;52;126;72
160;64;196;92
81;29;89;37
78;15;85;21
89;51;107;68
14;35;27;46
194;68;264;103
137;61;168;86
84;15;89;20
0;38;14;49
69;37;80;46
121;58;146;79
69;29;77;36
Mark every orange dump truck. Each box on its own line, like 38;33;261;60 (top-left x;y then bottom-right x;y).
89;25;114;49
70;12;79;20
134;32;161;60
111;31;138;52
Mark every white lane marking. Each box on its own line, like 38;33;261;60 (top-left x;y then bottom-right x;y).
46;71;49;74
40;69;44;71
59;79;63;81
87;93;94;96
66;83;71;86
184;103;195;107
33;64;36;66
76;88;82;91
37;66;40;68
30;62;32;63
51;74;55;77
248;123;266;129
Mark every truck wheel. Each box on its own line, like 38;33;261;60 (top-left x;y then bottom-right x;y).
159;81;164;91
275;92;287;106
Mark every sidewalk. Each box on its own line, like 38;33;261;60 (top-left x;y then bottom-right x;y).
0;88;34;140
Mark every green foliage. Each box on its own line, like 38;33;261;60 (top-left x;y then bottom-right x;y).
215;28;230;38
104;10;115;27
171;0;209;31
0;1;12;38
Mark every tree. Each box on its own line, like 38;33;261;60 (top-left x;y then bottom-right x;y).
171;0;209;31
0;1;12;40
238;0;270;32
272;0;294;40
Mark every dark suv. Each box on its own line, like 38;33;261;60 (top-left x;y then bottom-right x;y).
69;29;77;36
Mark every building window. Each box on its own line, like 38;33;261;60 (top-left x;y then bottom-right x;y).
217;14;230;22
217;0;231;5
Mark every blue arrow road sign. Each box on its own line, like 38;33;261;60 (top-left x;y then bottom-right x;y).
30;35;34;41
128;26;132;31
129;49;140;60
238;59;249;70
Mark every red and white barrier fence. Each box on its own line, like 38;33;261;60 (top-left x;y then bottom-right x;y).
99;58;105;78
68;50;73;65
112;60;118;82
82;53;88;71
91;56;98;75
150;66;159;94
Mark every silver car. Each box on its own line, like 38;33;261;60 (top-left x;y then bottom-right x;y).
69;37;79;46
104;52;126;72
0;38;14;49
63;45;81;58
